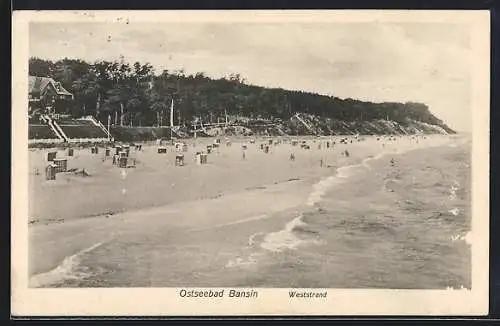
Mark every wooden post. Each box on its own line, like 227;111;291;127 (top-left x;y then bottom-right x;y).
120;103;124;127
96;93;101;116
107;114;111;141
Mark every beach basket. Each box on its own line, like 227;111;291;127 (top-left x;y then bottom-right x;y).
175;154;185;166
47;151;57;162
45;163;56;180
118;157;127;168
118;157;128;168
67;148;74;157
196;153;208;165
52;158;67;173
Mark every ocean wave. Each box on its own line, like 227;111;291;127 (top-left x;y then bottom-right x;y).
248;232;265;246
306;163;365;206
449;181;460;200
193;214;269;232
306;174;343;206
225;253;260;268
259;215;308;253
450;231;472;245
445;285;470;290
307;149;400;207
29;241;107;288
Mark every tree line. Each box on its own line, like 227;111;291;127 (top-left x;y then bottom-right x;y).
29;57;453;131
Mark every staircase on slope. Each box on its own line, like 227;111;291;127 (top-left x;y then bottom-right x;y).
43;115;68;142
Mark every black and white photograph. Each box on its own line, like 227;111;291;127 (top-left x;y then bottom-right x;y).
12;10;489;316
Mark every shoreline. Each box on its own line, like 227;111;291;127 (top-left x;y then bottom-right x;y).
28;135;467;286
27;132;462;150
28;175;311;227
28;134;458;226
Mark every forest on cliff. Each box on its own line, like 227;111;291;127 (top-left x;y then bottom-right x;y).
29;57;454;134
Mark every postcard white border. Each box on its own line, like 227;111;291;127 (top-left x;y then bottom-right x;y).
11;10;490;316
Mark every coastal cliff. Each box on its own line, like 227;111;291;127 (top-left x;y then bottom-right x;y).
29;57;455;141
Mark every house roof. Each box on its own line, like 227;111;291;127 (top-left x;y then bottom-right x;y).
28;76;73;97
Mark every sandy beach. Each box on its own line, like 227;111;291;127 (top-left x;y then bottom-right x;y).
28;134;469;288
29;136;401;224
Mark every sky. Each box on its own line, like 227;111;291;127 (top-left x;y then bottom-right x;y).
29;22;472;131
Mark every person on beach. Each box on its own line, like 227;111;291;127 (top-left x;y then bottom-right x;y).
290;153;295;161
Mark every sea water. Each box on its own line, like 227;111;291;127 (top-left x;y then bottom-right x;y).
223;135;471;289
